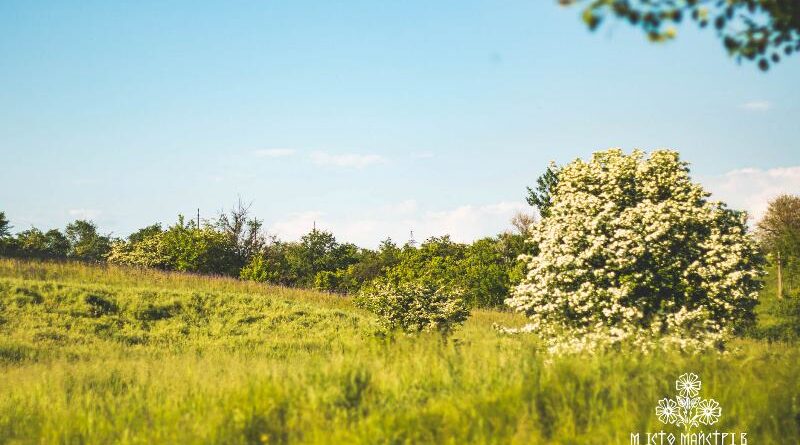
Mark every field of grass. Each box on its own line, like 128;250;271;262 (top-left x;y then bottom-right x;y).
1;258;798;444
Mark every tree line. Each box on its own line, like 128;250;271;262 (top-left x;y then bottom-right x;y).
0;202;533;308
1;179;798;309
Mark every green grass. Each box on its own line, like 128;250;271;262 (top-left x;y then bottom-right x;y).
753;263;800;341
0;258;798;444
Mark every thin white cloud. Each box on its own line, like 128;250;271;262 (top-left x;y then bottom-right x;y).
411;151;435;159
68;209;102;220
382;199;418;215
268;200;530;248
310;151;386;169
253;148;296;158
739;100;771;111
420;202;529;241
269;211;325;240
703;166;800;224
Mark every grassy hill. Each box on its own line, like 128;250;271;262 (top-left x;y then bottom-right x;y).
0;258;798;444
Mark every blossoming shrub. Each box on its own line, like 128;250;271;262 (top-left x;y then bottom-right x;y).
505;149;763;353
356;280;469;336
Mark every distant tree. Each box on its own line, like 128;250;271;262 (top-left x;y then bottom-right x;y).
128;224;163;244
496;231;529;285
510;211;536;237
369;235;522;308
239;251;273;283
157;216;239;275
757;194;800;298
345;238;402;290
384;236;466;291
284;229;360;287
526;163;559;218
0;212;12;254
14;228;67;257
0;212;11;239
15;228;47;255
65;220;111;261
313;270;345;293
314;238;405;294
560;0;800;70
216;200;266;269
110;215;247;275
240;237;293;285
44;229;70;257
460;238;513;307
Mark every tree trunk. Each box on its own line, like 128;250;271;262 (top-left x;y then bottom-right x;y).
777;250;783;300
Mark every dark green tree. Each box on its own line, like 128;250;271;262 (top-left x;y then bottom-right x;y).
14;228;68;257
128;224;163;244
216;200;266;270
526;163;559;218
0;212;12;254
560;0;800;70
460;237;513;307
757;194;800;298
0;212;10;239
65;220;111;261
15;228;47;255
44;229;70;257
157;216;239;275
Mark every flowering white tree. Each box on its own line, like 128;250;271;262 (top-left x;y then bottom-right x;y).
506;149;763;353
356;280;469;336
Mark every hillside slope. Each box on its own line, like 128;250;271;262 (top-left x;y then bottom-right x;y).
0;259;798;444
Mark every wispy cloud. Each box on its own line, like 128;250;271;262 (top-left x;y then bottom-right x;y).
253;148;296;158
310;151;386;168
703;165;800;223
268;211;325;240
411;151;435;159
268;200;530;247
739;100;771;111
382;199;418;215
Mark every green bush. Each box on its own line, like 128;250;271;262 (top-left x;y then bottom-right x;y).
356;279;469;336
108;216;239;276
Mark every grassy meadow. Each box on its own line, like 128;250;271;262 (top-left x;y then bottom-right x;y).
0;258;798;444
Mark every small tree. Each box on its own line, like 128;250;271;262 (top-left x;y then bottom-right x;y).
0;212;10;239
757;194;800;298
216;200;266;270
15;228;47;255
526;162;559;218
356;280;469;337
506;149;763;353
65;220;111;261
0;212;12;254
15;228;69;258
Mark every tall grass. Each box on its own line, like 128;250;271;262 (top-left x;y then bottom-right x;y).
0;258;798;444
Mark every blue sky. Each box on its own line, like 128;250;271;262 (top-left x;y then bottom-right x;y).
1;0;799;247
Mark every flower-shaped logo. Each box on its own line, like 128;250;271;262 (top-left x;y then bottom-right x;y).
676;373;701;397
656;373;721;431
696;399;721;425
655;399;678;424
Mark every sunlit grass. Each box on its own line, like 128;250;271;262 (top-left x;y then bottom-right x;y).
0;258;798;444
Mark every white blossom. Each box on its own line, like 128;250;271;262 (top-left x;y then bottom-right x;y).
505;149;763;353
